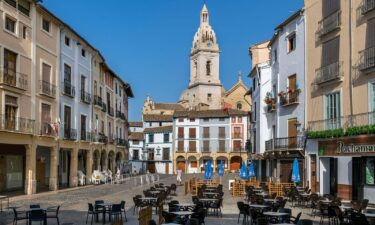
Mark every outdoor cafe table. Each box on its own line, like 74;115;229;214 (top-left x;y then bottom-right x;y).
26;208;47;225
140;197;157;204
263;212;289;218
249;204;271;209
203;192;218;195
263;199;277;202
365;213;375;218
96;203;113;224
256;193;268;197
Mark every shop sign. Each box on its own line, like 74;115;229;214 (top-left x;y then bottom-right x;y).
337;141;375;153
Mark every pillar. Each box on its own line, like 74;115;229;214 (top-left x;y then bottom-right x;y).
25;143;36;195
69;148;78;187
86;150;93;184
49;146;58;191
213;158;217;173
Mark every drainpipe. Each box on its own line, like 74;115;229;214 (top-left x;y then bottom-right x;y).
349;0;354;125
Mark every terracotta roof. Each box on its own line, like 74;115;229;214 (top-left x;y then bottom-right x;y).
129;121;143;127
144;125;173;133
143;114;173;122
154;103;185;111
129;132;144;141
174;109;248;118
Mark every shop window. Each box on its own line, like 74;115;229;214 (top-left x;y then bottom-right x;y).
366;157;375;185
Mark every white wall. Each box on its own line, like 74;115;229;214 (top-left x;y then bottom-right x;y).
320;157;330;195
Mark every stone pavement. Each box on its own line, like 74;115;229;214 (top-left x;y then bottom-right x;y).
0;174;322;225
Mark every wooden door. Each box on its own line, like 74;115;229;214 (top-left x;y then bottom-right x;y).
230;156;241;171
177;161;185;172
310;155;317;192
280;160;292;183
4;49;17;85
288;118;297;147
148;162;155;173
165;163;169;174
36;159;46;186
64;106;71;133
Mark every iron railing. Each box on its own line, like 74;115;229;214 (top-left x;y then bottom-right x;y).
280;92;299;106
120;113;126;121
362;0;375;14
265;136;305;151
80;90;91;104
80;131;91;141
39;122;54;136
102;103;107;112
116;138;126;146
315;61;343;85
0;68;28;90
39;80;56;98
92;132;108;144
359;46;375;71
5;0;16;8
308;111;375;132
108;106;114;117
316;10;341;37
93;95;103;107
63;80;75;97
116;110;121;118
64;128;77;140
232;133;242;139
0;115;34;134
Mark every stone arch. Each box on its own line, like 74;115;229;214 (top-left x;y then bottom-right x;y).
176;156;186;173
108;151;115;172
100;150;107;171
115;152;123;172
93;149;100;171
199;156;213;173
215;156;228;171
230;156;242;172
187;156;198;174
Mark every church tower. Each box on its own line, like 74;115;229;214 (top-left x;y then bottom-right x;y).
179;4;223;110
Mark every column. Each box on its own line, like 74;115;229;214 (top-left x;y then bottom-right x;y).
213;158;217;173
49;146;58;191
24;144;36;195
86;150;93;184
69;148;78;187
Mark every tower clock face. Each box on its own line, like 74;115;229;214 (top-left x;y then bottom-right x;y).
206;41;213;48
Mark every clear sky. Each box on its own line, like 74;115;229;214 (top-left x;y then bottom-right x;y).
42;0;303;121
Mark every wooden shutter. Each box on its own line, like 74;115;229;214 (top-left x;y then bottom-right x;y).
203;127;210;138
178;141;184;151
4;49;17;75
189;141;196;152
219;127;225;138
42;63;51;83
366;18;375;48
203;140;210;152
323;0;340;18
219;140;225;152
189;128;196;138
322;37;340;66
178;127;184;138
288;118;297;138
233;140;241;151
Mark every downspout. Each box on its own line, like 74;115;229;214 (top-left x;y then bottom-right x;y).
349;0;354;124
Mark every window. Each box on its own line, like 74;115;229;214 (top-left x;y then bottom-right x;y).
189;141;196;152
190;118;195;122
207;93;212;101
189;128;196;138
5;16;16;33
232;117;236;123
219;140;226;152
325;92;341;129
162;148;170;160
133;150;139;160
5;0;16;7
42;18;50;33
365;158;375;185
65;36;70;47
203;140;210;152
233;140;242;151
254;102;257;121
42;63;51;85
288;33;296;52
81;49;86;57
115;83;118;94
18;0;30;16
149;134;154;143
234;127;241;138
322;36;340;67
370;82;375;123
22;26;27;39
5;95;18;130
178;127;184;138
322;0;340;18
178;140;184;151
81;114;87;140
203;118;209;122
119;88;122;97
203;127;210;138
133;140;140;145
64;64;71;82
238;117;242;123
252;77;257;91
206;60;211;75
163;133;169;143
219;127;225;138
4;49;17;77
159;122;162;127
237;103;242;110
219;118;225;121
178;118;184;122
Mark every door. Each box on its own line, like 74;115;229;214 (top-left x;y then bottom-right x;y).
280;160;292;183
352;157;363;201
310;155;317;192
288;74;297;102
165;163;169;174
4;49;17;85
288;118;297;147
64;106;71;137
330;158;338;196
81;115;86;140
36;159;46;187
177;161;185;172
41;103;51;135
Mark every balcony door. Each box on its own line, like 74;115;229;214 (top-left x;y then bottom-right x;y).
325;92;341;129
4;49;17;85
64;106;71;135
288;118;297;148
81;114;86;140
5;95;17;130
41;103;51;135
64;64;71;82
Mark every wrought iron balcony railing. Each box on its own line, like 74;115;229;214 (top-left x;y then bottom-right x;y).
39;122;54;136
102;103;107;112
0;115;34;134
64;128;77;140
359;46;375;71
316;10;341;37
362;0;375;14
80;131;91;141
116;110;121;118
63;80;75;98
280;91;300;106
116;138;127;146
315;61;343;85
80;90;91;104
265;136;305;151
108;106;114;117
93;95;103;107
39;80;56;98
0;68;28;90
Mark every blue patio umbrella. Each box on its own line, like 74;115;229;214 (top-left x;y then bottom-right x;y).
239;162;249;179
249;161;255;177
218;161;224;177
291;158;301;183
204;161;213;180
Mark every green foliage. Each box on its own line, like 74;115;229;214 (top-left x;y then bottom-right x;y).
307;124;375;139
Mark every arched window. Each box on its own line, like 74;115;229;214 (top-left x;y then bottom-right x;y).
194;61;198;77
206;60;211;76
237;103;242;110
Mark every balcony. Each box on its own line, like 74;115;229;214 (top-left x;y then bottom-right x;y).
80;131;91;142
93;95;103;108
102;103;107;112
120;113;126;121
0;68;28;90
39;122;54;136
188;148;197;153
80;90;91;104
63;80;75;98
0;115;34;134
265;136;305;151
232;147;244;152
132;155;140;160
108;106;114;117
359;46;375;72
201;147;210;153
315;62;343;85
92;133;108;144
64;128;77;140
108;134;115;144
116;110;121;119
232;133;242;139
116;138;127;146
316;10;341;38
279;90;300;106
362;0;375;14
39;80;56;98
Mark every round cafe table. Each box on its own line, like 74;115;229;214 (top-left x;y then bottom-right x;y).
96;203;113;224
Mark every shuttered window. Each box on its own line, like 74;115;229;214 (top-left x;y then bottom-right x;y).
366;18;375;48
178;141;184;151
203;127;210;138
233;140;242;151
178;127;184;138
42;63;51;83
219;127;225;138
203;141;210;152
189;141;196;152
322;36;340;66
219;140;226;152
322;0;340;18
189;128;196;138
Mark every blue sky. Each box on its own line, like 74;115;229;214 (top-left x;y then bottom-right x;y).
42;0;303;121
